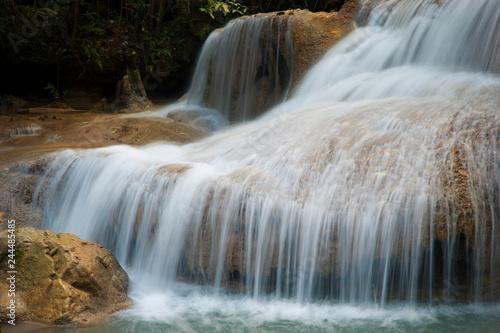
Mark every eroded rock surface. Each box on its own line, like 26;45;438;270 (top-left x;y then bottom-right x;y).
289;1;359;90
112;68;150;113
0;228;131;325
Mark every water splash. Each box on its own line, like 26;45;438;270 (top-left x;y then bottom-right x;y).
42;0;500;305
102;284;500;333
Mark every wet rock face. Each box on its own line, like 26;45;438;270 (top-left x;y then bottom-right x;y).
192;1;359;123
289;1;359;90
0;159;48;231
0;228;132;325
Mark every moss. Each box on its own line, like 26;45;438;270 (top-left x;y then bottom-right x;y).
18;241;55;289
54;312;71;325
14;247;25;264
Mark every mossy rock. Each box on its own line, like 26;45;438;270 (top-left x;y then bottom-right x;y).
0;228;132;326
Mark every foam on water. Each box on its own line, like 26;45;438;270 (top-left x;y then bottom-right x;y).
102;282;500;333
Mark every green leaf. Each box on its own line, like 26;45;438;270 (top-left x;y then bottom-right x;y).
44;83;55;91
83;45;91;59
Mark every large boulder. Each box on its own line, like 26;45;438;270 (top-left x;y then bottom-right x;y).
0;228;131;325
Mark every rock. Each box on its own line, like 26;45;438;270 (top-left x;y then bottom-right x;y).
41;101;74;109
0;96;13;114
7;96;30;110
0;159;49;230
0;228;132;326
189;1;359;122
61;87;106;111
0;95;30;115
112;68;151;113
167;109;228;132
288;1;359;90
90;98;112;114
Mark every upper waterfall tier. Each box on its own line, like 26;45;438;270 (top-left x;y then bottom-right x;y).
187;16;293;123
154;6;357;130
294;0;500;100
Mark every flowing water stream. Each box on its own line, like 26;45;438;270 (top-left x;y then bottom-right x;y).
37;0;500;331
151;13;294;131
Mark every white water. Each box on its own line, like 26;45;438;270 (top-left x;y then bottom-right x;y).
148;14;294;131
40;0;500;326
187;15;293;121
9;124;43;136
106;284;499;333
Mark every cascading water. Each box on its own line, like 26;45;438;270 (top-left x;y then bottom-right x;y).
155;14;294;131
40;0;500;331
187;15;294;121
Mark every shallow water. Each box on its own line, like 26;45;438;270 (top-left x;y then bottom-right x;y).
9;283;499;333
104;283;500;333
8;282;494;333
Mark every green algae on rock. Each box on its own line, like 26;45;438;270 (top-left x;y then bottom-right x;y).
0;228;132;326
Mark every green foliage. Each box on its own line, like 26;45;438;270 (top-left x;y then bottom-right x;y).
44;82;57;97
200;1;248;20
0;0;254;85
194;24;214;40
82;41;103;70
0;0;342;91
44;82;68;98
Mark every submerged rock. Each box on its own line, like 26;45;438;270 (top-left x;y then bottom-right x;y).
0;228;131;325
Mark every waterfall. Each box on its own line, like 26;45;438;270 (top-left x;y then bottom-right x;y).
157;15;294;130
42;0;500;305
